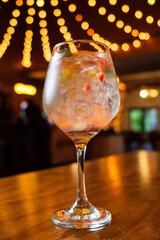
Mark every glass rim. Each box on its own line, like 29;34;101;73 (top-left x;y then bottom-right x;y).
53;39;109;51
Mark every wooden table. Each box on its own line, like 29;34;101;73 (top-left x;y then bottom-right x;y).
0;150;160;240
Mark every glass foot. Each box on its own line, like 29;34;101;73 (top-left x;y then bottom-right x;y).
52;203;111;229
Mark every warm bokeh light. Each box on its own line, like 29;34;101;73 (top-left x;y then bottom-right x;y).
116;20;124;28
104;40;111;48
122;43;129;51
4;33;12;40
63;32;71;40
109;0;117;5
28;8;36;16
39;20;47;27
144;32;150;40
135;10;143;19
87;28;94;36
149;89;158;98
88;0;96;7
50;0;58;6
157;19;160;27
12;9;20;18
75;14;83;22
26;0;34;6
147;0;156;5
124;25;132;33
81;21;89;30
140;89;148;98
38;10;47;18
26;16;34;24
60;26;67;34
139;32;146;40
57;18;65;26
53;9;61;17
10;18;18;27
40;28;48;36
68;4;76;12
16;0;23;6
7;27;15;35
25;30;33;37
121;5;130;13
98;7;106;15
132;29;139;37
110;43;119;51
146;15;154;24
133;39;141;48
14;83;37;95
92;33;100;41
108;14;116;22
36;0;44;7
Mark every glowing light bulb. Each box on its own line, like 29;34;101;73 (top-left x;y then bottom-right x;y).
133;39;141;48
108;14;116;22
68;4;76;12
116;20;124;28
122;5;130;13
147;0;155;5
122;43;129;51
81;21;89;30
135;10;143;19
98;7;106;15
140;89;148;98
146;16;154;24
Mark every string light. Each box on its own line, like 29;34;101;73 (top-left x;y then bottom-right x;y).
53;9;61;17
146;15;154;24
26;0;34;6
98;7;106;15
14;83;37;95
16;0;23;6
116;20;124;28
38;10;47;18
121;5;130;13
147;0;156;5
124;25;132;33
81;21;89;30
68;4;76;12
109;0;117;5
88;0;96;7
135;10;143;19
108;14;116;22
122;43;129;51
0;6;21;59
75;14;83;22
36;0;45;7
21;30;33;68
50;0;58;6
110;43;119;51
132;29;139;37
28;8;36;16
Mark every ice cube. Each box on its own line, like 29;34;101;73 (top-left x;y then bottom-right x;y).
74;54;98;73
66;88;93;119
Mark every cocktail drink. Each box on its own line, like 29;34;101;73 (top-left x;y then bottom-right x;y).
43;40;120;229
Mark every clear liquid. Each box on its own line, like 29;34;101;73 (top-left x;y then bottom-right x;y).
67;130;99;145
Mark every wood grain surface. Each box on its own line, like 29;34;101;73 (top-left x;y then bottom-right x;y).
0;150;160;240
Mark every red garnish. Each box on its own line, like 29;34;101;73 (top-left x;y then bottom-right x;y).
96;72;104;82
84;83;90;91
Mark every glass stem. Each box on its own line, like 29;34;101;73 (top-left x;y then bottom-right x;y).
75;144;88;204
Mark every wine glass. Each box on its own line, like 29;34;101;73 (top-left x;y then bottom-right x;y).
43;40;120;229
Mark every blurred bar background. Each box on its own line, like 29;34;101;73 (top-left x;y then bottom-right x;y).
0;0;160;177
